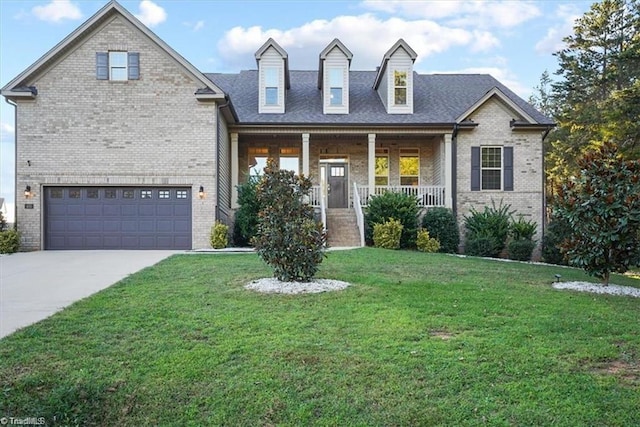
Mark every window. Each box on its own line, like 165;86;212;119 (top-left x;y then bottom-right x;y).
400;148;419;186
328;68;343;106
176;190;188;199
69;189;81;199
105;189;116;199
96;52;139;81
249;147;269;176
481;147;502;190
280;147;299;174
375;148;389;186
159;190;170;199
123;190;134;199
264;68;278;105
141;190;153;199
87;189;99;199
394;71;407;105
50;189;63;199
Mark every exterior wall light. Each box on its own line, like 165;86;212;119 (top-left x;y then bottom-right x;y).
198;186;205;199
24;185;33;198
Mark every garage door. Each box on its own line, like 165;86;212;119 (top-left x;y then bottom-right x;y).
45;187;192;250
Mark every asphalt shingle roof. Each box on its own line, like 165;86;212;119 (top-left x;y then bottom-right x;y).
206;70;553;126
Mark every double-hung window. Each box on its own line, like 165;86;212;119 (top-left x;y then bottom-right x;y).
400;148;419;186
96;51;140;81
393;70;407;105
481;147;502;190
328;68;343;106
375;148;389;186
264;68;279;105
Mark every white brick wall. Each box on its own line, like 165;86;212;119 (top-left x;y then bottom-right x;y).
15;16;218;250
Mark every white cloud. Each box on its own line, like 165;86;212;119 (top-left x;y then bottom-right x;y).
32;0;82;23
361;0;541;29
218;14;499;71
535;4;582;55
1;123;15;136
135;0;167;28
193;20;204;32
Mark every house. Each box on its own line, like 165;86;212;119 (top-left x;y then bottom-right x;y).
1;1;553;251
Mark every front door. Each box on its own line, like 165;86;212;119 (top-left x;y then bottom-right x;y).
327;163;348;208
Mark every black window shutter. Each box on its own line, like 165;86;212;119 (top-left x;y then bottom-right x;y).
471;147;480;191
503;147;514;191
128;52;140;80
96;52;108;80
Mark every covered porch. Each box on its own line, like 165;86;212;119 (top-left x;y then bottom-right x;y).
230;129;454;210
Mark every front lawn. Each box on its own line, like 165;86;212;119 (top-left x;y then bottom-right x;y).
1;249;639;426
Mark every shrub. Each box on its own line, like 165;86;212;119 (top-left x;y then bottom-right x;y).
542;215;571;265
0;229;20;254
416;229;440;253
510;216;537;241
365;191;419;249
373;218;403;249
464;200;514;257
507;239;536;261
210;221;229;249
233;176;261;246
0;211;7;232
421;207;459;253
464;236;496;257
253;158;326;282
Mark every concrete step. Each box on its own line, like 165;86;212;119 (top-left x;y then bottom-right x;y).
325;208;361;247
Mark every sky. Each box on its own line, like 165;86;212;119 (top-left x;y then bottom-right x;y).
0;0;595;222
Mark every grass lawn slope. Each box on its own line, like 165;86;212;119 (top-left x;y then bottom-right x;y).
1;248;639;426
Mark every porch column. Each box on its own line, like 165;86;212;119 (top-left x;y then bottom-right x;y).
231;132;239;209
302;133;310;176
368;134;376;196
444;133;453;208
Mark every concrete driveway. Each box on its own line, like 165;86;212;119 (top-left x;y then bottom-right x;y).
0;250;178;339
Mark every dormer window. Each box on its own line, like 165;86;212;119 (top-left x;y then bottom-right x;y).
329;68;343;106
394;71;407;105
264;67;278;105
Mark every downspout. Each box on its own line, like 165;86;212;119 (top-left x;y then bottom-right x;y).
215;96;231;223
5;97;17;230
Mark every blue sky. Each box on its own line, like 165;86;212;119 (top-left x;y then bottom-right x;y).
0;0;594;221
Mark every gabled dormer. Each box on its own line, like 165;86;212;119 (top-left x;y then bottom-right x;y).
255;38;289;114
373;39;417;114
318;39;353;114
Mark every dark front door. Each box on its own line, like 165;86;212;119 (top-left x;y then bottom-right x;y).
327;163;348;208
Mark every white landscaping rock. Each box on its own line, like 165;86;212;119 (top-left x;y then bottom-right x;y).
553;282;640;298
245;278;351;294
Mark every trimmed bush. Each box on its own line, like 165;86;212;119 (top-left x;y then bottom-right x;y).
365;191;419;249
233;176;261;246
253;158;326;282
464;236;496;257
507;239;536;261
0;229;20;254
210;221;229;249
510;216;537;241
416;229;440;253
421;207;459;253
373;218;403;249
464;200;514;257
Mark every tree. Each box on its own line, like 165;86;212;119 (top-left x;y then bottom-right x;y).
554;141;640;284
233;176;262;246
253;158;326;282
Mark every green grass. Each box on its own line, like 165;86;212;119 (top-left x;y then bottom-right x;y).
1;248;639;426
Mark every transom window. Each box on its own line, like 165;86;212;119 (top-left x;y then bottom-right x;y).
481;147;502;190
109;52;128;81
264;68;278;105
375;148;389;186
328;68;343;106
400;148;419;186
394;71;407;105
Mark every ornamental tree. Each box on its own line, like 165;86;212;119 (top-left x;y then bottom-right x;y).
253;158;326;282
554;141;640;285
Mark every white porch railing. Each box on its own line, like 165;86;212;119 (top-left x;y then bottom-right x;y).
310;185;322;207
319;183;327;236
352;182;365;247
357;185;446;207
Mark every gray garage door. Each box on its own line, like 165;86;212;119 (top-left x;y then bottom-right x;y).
45;187;192;250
